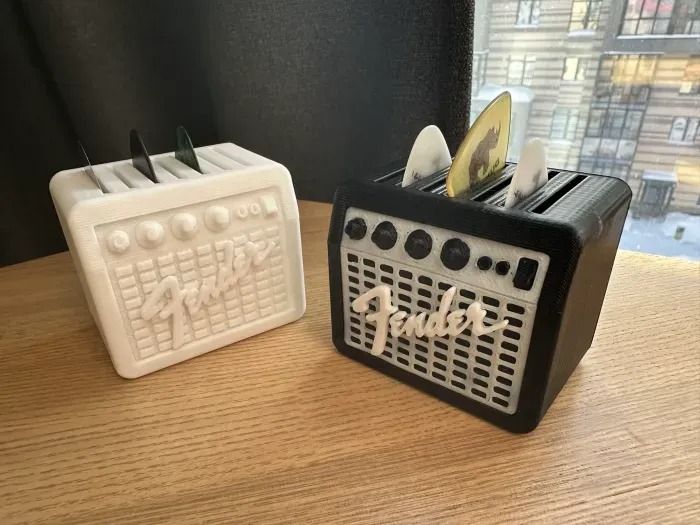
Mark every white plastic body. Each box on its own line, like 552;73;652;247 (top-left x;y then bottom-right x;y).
340;208;549;414
50;143;306;378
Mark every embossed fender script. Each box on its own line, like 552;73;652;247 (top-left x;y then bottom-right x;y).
141;239;275;349
352;285;508;356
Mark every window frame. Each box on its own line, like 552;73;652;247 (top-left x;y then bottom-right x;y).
668;116;700;144
593;54;657;106
550;108;580;141
680;56;700;95
515;0;541;27
620;0;700;36
562;57;587;81
506;55;536;86
578;159;631;179
579;54;656;175
472;51;489;94
568;0;602;33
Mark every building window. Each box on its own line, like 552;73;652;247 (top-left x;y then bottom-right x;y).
562;57;587;81
680;56;700;94
669;117;700;143
550;109;580;140
569;0;602;32
581;137;638;161
585;108;644;139
620;0;700;35
516;0;541;26
593;54;657;106
472;52;488;94
579;54;655;176
579;160;630;179
506;56;536;86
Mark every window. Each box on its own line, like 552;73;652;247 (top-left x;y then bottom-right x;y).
580;55;652;176
620;0;700;35
581;137;639;161
680;57;700;95
669;117;700;143
594;54;657;106
569;0;602;32
562;57;587;81
472;52;488;94
550;109;580;140
506;56;536;85
516;0;541;26
471;0;700;259
585;108;645;139
579;160;630;179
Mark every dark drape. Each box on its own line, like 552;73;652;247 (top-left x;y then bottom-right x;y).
2;0;473;266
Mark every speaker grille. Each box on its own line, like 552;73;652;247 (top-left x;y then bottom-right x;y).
112;228;287;360
339;209;548;415
99;192;291;362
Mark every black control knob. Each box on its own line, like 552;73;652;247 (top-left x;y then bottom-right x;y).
344;218;367;240
440;238;470;271
495;261;511;276
404;229;432;260
477;256;493;270
371;221;398;250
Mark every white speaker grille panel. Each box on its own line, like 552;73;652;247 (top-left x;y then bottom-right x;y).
92;189;292;362
340;209;550;414
109;224;287;361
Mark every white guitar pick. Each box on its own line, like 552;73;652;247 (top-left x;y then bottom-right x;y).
402;125;452;187
504;138;548;208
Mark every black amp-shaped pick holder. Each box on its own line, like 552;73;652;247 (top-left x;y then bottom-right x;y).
328;162;631;432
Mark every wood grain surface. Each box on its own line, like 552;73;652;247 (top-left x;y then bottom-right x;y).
1;201;699;524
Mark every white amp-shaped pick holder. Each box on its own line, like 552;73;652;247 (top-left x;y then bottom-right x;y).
50;128;305;378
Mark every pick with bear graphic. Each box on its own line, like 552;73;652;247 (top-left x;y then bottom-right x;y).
446;91;511;197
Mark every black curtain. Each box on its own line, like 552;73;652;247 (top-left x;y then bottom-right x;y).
1;0;473;266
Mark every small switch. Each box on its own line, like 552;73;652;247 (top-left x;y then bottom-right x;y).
236;205;249;219
261;195;278;216
477;256;492;270
513;257;539;291
495;261;510;276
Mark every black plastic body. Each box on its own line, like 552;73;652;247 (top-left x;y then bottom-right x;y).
327;165;631;433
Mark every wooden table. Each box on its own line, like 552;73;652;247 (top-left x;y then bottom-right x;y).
1;201;699;524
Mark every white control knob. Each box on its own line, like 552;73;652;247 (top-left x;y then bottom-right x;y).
236;205;249;219
204;206;230;232
136;220;165;248
171;213;199;240
107;230;130;254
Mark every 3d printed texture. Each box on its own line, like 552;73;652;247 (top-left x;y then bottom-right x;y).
51;143;305;378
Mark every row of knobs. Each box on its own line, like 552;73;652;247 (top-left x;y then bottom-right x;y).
107;204;253;254
345;217;510;275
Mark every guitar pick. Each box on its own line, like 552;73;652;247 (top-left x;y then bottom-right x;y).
402;125;452;187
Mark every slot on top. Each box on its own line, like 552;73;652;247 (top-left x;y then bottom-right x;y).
528;174;586;214
370;162;587;214
79;138;272;195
